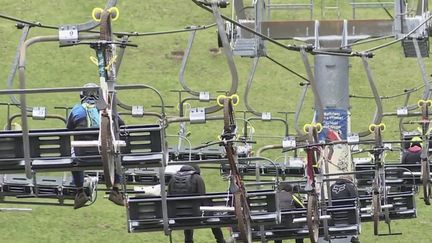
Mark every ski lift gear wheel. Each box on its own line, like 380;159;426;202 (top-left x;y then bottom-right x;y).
101;115;115;188
307;193;319;243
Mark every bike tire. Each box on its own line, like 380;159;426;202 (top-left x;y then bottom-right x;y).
234;192;252;243
372;193;380;235
100;115;115;188
307;193;319;243
99;10;116;81
223;98;235;134
422;160;431;205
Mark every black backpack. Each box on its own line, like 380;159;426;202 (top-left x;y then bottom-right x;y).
331;181;357;199
169;170;196;195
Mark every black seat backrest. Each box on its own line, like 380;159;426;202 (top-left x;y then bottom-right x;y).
128;199;163;220
330;208;357;225
121;125;162;154
249;192;277;212
0;133;23;160
168;198;201;217
30;133;71;158
71;128;100;160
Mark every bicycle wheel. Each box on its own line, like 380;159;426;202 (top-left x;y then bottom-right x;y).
100;115;115;188
307;193;319;243
223;98;235;134
234;192;252;243
422;160;431;205
99;11;115;80
372;192;380;235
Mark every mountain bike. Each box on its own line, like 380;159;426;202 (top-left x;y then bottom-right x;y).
368;123;387;235
219;95;252;243
417;99;432;205
303;123;323;243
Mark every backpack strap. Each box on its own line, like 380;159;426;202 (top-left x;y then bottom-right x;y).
81;103;100;128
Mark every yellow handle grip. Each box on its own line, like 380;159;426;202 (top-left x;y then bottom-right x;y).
89;56;99;66
108;7;119;21
92;8;103;22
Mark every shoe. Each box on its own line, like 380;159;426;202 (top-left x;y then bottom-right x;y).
108;190;125;206
74;191;89;209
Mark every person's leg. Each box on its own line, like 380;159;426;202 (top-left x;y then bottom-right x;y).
108;173;125;206
295;238;304;243
211;228;225;243
113;173;122;189
184;229;194;243
72;171;84;188
274;240;282;243
72;171;88;209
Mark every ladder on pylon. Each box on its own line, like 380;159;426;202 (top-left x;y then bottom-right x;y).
266;0;314;20
321;0;341;19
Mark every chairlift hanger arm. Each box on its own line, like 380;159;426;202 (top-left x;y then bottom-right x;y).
244;57;261;117
8;114;67;128
358;56;383;137
202;2;238;114
294;84;308;138
300;48;323;124
7;24;30;110
179;97;217;116
246;116;289;137
179;30;200;97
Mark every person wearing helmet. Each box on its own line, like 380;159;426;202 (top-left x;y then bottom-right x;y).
401;136;422;164
67;83;125;209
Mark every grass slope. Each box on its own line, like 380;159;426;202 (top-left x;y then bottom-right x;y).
0;0;431;242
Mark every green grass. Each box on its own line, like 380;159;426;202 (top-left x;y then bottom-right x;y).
0;0;432;242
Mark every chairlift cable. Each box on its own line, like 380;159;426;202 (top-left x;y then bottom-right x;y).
363;14;432;53
0;12;215;36
0;12;57;29
265;55;309;83
350;83;427;99
377;0;394;20
114;23;217;37
341;35;395;49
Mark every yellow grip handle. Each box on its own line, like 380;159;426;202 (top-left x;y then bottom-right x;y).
92;8;103;22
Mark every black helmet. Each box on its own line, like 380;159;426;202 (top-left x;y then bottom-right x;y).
80;83;99;101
